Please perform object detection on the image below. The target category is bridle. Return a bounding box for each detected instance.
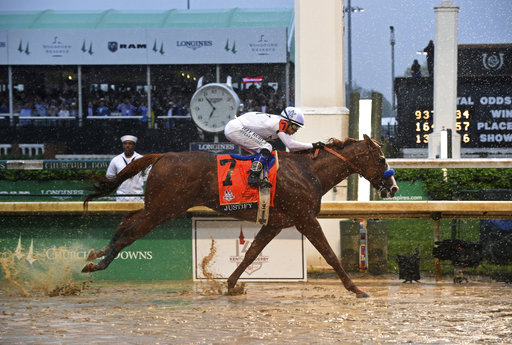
[313,146,394,193]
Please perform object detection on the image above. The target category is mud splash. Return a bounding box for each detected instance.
[0,246,91,297]
[199,237,246,296]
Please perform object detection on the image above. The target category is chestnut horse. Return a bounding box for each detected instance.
[82,135,398,298]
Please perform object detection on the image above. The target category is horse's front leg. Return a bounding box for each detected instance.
[227,226,282,294]
[296,218,369,298]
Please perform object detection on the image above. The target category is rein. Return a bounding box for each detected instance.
[313,146,395,192]
[313,146,360,173]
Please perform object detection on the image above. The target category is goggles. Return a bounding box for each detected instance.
[289,122,300,132]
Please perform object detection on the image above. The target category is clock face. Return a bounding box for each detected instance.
[190,83,240,133]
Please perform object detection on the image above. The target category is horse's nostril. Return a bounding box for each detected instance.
[392,186,399,193]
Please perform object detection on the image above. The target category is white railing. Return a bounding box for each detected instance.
[0,143,44,156]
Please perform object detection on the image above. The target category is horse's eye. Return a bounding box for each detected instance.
[378,157,386,165]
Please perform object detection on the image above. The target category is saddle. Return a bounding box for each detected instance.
[217,152,278,225]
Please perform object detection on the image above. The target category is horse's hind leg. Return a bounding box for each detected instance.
[82,207,173,273]
[296,218,369,298]
[85,210,138,262]
[227,225,282,294]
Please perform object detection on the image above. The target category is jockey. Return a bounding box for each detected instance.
[224,106,324,187]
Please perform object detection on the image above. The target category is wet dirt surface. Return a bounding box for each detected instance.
[1,275,511,345]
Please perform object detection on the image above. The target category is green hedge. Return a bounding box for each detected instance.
[395,168,512,200]
[2,168,511,201]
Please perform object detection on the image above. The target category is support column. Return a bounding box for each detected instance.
[78,65,83,127]
[8,66,13,126]
[147,65,152,128]
[294,0,348,200]
[428,0,460,158]
[294,0,350,270]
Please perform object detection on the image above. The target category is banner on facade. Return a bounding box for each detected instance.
[4,27,287,65]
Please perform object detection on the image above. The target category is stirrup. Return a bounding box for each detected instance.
[248,171,261,186]
[259,176,272,189]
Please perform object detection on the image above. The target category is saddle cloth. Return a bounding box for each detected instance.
[217,152,278,212]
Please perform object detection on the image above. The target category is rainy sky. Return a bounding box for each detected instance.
[1,0,511,106]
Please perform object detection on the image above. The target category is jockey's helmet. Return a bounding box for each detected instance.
[281,107,305,129]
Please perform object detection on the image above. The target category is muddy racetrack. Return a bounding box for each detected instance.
[1,274,511,345]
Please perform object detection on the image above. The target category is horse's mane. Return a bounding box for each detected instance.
[325,137,359,149]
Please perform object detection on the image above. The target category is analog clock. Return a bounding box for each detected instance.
[190,82,241,133]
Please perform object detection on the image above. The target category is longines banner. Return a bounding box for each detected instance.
[192,218,306,282]
[1,27,287,65]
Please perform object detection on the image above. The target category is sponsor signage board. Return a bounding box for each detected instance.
[4,27,287,65]
[0,180,87,201]
[189,142,240,155]
[0,216,192,281]
[192,218,306,282]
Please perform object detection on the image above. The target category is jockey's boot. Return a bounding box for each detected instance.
[248,149,272,188]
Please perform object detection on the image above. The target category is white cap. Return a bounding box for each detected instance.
[120,135,138,143]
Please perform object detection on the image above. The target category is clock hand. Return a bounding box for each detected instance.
[209,108,215,119]
[205,97,216,110]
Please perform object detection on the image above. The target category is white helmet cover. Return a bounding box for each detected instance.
[280,107,305,127]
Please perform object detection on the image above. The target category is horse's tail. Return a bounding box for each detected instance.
[83,153,166,210]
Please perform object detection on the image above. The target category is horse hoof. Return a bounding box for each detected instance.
[81,263,96,273]
[225,283,246,296]
[356,292,370,298]
[86,249,99,261]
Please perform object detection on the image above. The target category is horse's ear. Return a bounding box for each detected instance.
[363,134,383,148]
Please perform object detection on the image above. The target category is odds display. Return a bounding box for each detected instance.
[395,77,512,149]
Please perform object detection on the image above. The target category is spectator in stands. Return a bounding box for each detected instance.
[96,100,110,116]
[137,101,148,126]
[0,99,8,113]
[47,100,58,117]
[117,98,136,116]
[106,135,148,201]
[166,101,175,129]
[87,101,94,117]
[58,103,70,117]
[19,102,32,126]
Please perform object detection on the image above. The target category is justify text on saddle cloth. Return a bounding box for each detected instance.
[217,153,278,212]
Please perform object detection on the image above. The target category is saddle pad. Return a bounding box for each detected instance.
[217,153,278,211]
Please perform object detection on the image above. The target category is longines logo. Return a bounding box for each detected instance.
[176,40,213,50]
[108,41,147,53]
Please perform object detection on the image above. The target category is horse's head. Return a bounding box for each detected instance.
[360,134,399,198]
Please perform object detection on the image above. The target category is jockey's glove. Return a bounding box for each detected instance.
[312,142,325,149]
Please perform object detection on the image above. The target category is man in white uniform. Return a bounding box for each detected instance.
[224,107,324,187]
[106,135,147,201]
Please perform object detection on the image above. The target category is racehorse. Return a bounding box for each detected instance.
[82,134,398,298]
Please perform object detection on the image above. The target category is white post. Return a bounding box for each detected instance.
[294,0,349,200]
[428,0,460,158]
[358,99,372,201]
[8,65,13,126]
[78,65,83,127]
[147,65,152,128]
